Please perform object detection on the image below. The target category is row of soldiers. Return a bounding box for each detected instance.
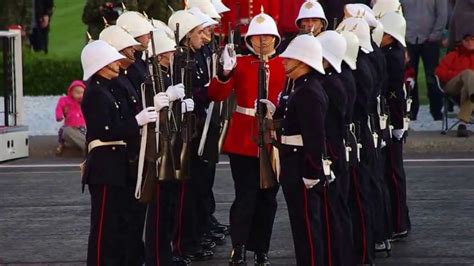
[79,0,411,265]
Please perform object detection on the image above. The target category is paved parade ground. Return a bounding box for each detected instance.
[1,152,473,265]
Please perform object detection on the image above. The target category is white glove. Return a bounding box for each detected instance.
[222,44,237,71]
[153,92,170,112]
[135,106,158,126]
[254,99,276,117]
[166,83,185,101]
[181,98,195,113]
[393,129,405,140]
[303,178,320,189]
[328,171,336,183]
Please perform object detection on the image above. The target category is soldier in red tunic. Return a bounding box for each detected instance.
[218,0,280,53]
[208,10,286,266]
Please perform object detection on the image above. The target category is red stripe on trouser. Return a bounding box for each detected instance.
[97,185,108,266]
[303,184,316,266]
[156,185,161,266]
[175,182,186,255]
[323,186,332,266]
[390,147,401,232]
[352,168,366,264]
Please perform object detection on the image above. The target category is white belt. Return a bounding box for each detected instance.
[235,105,255,117]
[88,139,126,152]
[281,135,304,146]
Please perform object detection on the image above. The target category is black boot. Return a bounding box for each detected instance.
[254,252,270,266]
[229,244,246,265]
[203,231,226,245]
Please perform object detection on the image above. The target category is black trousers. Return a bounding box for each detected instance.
[279,150,325,266]
[385,138,411,234]
[228,154,279,253]
[370,141,393,243]
[324,141,356,266]
[348,165,374,265]
[407,41,443,119]
[173,134,217,254]
[87,184,128,266]
[124,186,147,266]
[145,182,180,266]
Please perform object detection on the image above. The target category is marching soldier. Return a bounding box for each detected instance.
[338,17,377,265]
[272,34,328,266]
[379,10,411,242]
[80,40,165,265]
[208,10,286,265]
[188,5,231,243]
[316,30,357,266]
[167,9,216,261]
[98,24,148,265]
[191,0,234,238]
[345,3,395,256]
[143,26,193,266]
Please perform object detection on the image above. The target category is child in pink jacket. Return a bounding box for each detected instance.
[55,80,87,154]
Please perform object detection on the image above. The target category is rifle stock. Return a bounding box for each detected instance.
[150,30,177,182]
[257,36,277,189]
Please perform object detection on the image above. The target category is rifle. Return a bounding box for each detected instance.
[218,23,237,154]
[173,23,196,180]
[135,49,160,203]
[256,35,277,189]
[150,30,177,182]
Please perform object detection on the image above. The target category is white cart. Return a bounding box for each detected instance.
[0,29,29,162]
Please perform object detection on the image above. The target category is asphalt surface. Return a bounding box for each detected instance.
[0,153,473,265]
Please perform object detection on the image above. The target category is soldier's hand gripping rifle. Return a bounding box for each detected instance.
[256,35,277,189]
[150,30,177,182]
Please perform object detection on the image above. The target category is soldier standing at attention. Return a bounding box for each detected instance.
[208,10,286,266]
[272,34,328,266]
[80,40,166,265]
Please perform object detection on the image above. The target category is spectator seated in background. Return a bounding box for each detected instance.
[435,34,474,137]
[55,80,87,154]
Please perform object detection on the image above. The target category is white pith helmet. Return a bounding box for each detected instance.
[345,4,378,28]
[116,11,155,38]
[339,30,359,70]
[316,30,347,73]
[295,1,328,30]
[338,17,373,53]
[211,0,230,14]
[188,0,221,19]
[280,34,325,75]
[373,0,403,19]
[81,40,125,80]
[188,7,218,28]
[99,25,140,52]
[379,11,406,47]
[168,10,204,42]
[244,11,281,53]
[151,19,175,39]
[148,29,177,56]
[372,22,384,47]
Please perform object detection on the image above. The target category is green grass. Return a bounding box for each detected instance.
[47,0,85,59]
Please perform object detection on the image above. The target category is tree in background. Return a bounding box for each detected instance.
[0,0,32,34]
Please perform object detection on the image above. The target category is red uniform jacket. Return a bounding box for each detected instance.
[219,0,280,36]
[277,0,305,35]
[208,55,286,157]
[436,45,474,84]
